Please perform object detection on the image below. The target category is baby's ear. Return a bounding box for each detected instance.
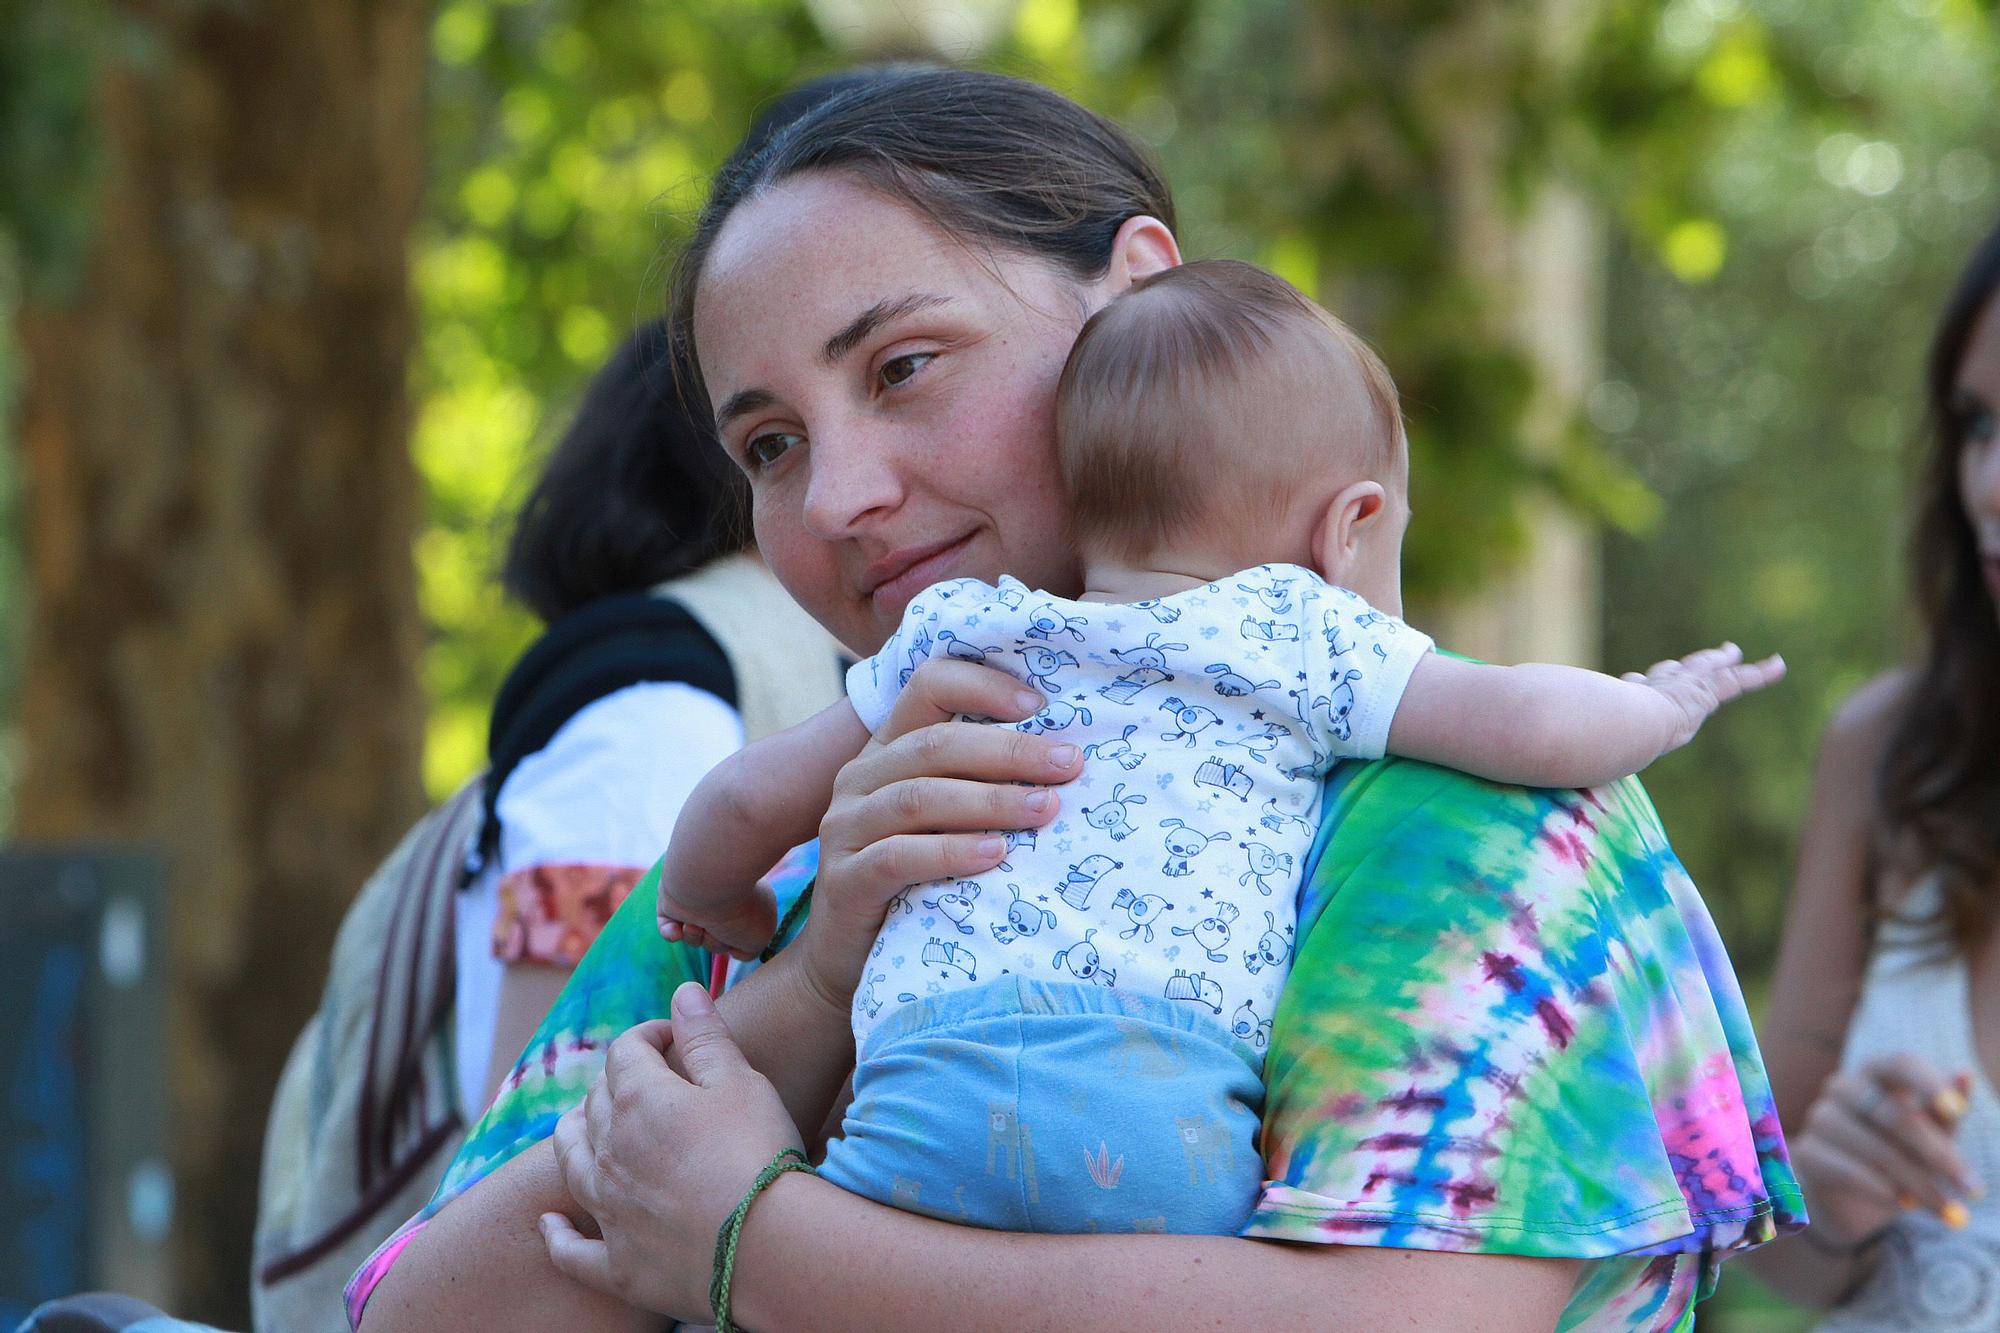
[1308,481,1386,585]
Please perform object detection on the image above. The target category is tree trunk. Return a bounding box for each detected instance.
[13,2,427,1321]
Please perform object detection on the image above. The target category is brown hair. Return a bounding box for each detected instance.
[1875,218,2000,948]
[669,67,1175,402]
[1055,259,1401,562]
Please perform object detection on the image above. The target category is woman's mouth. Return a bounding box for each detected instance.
[864,533,978,612]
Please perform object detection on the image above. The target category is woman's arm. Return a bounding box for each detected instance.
[1742,671,1978,1308]
[733,1176,1579,1332]
[1388,643,1782,789]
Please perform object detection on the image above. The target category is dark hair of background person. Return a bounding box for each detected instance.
[1876,213,2000,946]
[668,67,1178,399]
[501,64,935,622]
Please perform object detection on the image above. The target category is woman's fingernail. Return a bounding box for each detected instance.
[1016,691,1045,713]
[1942,1200,1972,1230]
[1025,789,1053,812]
[1049,744,1080,768]
[673,981,714,1016]
[1935,1086,1972,1123]
[977,836,1007,858]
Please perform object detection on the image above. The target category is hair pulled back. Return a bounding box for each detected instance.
[670,67,1177,398]
[1876,216,2000,947]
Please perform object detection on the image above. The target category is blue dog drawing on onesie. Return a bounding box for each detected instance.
[1158,697,1223,746]
[1081,784,1147,840]
[990,884,1058,945]
[1204,662,1282,698]
[1053,929,1116,986]
[1157,819,1226,877]
[923,882,980,935]
[1017,645,1079,694]
[1083,724,1144,770]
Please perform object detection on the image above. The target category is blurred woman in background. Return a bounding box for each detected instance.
[247,313,844,1331]
[1750,217,2000,1327]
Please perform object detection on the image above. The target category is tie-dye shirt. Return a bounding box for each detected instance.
[347,768,1801,1331]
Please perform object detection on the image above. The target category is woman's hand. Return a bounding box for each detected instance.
[799,659,1083,1007]
[542,983,804,1321]
[1791,1052,1980,1249]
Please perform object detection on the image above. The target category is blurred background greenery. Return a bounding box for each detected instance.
[2,0,1996,1325]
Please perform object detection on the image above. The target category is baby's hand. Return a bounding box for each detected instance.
[1622,642,1785,752]
[657,878,778,962]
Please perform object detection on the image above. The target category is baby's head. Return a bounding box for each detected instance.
[1057,259,1409,606]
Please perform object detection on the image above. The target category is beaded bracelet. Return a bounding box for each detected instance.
[711,1146,816,1332]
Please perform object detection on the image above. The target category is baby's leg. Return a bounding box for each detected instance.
[818,976,1265,1235]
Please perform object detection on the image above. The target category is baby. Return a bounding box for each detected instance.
[656,259,1783,1234]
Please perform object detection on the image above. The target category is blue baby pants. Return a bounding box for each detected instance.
[818,975,1265,1234]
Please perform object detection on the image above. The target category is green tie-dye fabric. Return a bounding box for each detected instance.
[349,770,1799,1331]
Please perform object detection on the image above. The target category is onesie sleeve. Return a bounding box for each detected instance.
[843,577,1006,732]
[1298,583,1433,760]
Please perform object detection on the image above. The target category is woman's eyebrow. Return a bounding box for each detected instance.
[819,293,954,365]
[715,387,777,432]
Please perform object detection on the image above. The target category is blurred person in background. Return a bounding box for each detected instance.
[1747,216,2000,1328]
[247,310,843,1327]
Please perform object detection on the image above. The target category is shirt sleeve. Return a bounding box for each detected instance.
[845,578,1001,732]
[1298,583,1433,760]
[1246,758,1803,1287]
[490,680,745,967]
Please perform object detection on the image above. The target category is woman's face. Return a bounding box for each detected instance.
[694,174,1106,654]
[1954,290,2000,611]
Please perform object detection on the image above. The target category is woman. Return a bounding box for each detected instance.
[1745,220,2000,1326]
[355,68,1800,1332]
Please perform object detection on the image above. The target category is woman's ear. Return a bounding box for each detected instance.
[1105,215,1182,292]
[1309,480,1386,586]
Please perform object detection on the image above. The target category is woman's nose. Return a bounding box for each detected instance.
[800,419,906,539]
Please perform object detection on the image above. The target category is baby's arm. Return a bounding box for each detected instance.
[657,699,872,958]
[1387,643,1784,790]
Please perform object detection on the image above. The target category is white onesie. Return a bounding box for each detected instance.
[844,562,1433,1058]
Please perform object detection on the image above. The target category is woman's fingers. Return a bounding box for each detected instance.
[875,659,1047,741]
[832,831,1017,895]
[661,982,754,1090]
[552,1104,598,1212]
[845,719,1084,793]
[837,772,1066,848]
[1813,1091,1955,1213]
[1857,1055,1981,1192]
[540,1212,615,1293]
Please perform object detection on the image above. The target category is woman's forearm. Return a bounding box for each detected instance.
[709,943,856,1132]
[731,1175,1579,1332]
[360,1141,661,1333]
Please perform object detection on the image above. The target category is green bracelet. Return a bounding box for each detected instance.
[711,1146,815,1332]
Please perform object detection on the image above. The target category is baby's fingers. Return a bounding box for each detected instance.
[1695,651,1786,705]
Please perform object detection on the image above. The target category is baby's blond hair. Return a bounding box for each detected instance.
[1057,259,1403,563]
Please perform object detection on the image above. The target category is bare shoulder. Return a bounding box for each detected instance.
[1819,668,1912,775]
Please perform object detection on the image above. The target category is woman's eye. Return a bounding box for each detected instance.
[744,432,801,470]
[1968,408,1996,446]
[879,352,935,388]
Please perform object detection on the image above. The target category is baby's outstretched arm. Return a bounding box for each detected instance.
[657,699,872,959]
[1387,642,1784,790]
